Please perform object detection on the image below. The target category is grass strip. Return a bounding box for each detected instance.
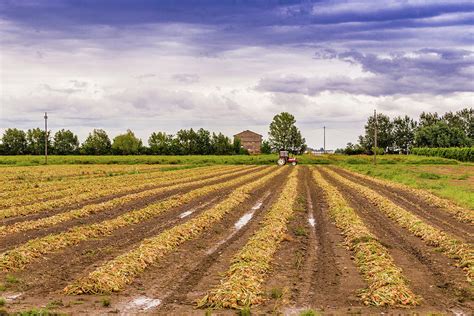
[0,166,258,236]
[199,168,299,309]
[313,168,419,307]
[0,165,239,218]
[0,166,274,272]
[64,167,287,294]
[338,167,473,224]
[323,167,474,285]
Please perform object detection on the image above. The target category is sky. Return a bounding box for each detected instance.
[0,0,473,149]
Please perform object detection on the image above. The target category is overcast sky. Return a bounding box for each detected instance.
[1,0,473,149]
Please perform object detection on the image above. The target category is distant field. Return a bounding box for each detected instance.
[0,154,461,166]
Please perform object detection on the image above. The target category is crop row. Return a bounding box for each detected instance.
[0,165,169,202]
[0,165,166,200]
[0,164,165,193]
[323,168,474,284]
[0,167,275,271]
[200,168,299,309]
[0,165,229,208]
[64,167,286,294]
[0,164,163,182]
[0,166,261,236]
[339,167,473,224]
[0,165,242,218]
[313,168,418,306]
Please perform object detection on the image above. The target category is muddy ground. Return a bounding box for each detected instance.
[1,166,472,315]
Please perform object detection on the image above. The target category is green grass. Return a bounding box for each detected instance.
[343,164,474,209]
[0,154,459,166]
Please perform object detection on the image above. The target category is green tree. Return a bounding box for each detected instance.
[268,112,306,154]
[148,132,174,155]
[392,115,417,153]
[415,121,471,147]
[443,108,473,140]
[176,129,199,155]
[112,130,142,155]
[196,128,212,155]
[211,132,233,155]
[359,113,393,153]
[342,142,364,155]
[81,129,112,155]
[53,129,79,155]
[260,140,272,154]
[1,128,27,155]
[419,111,441,128]
[26,128,51,155]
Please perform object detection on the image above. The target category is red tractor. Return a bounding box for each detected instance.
[277,150,297,166]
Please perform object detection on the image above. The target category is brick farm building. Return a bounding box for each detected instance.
[234,130,263,154]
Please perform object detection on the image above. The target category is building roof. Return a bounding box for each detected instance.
[233,130,262,138]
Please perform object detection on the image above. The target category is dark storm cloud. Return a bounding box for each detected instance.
[1,1,473,50]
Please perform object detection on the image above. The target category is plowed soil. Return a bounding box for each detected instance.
[1,165,472,315]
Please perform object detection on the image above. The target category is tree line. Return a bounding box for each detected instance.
[0,112,307,156]
[0,128,248,155]
[338,108,473,154]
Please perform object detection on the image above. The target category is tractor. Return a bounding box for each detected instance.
[277,150,297,166]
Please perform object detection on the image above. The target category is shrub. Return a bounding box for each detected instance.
[411,147,473,162]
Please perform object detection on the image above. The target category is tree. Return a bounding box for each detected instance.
[53,129,79,155]
[211,132,233,155]
[26,128,51,155]
[260,140,272,154]
[1,128,27,155]
[81,129,112,155]
[148,132,174,155]
[196,128,212,155]
[359,113,393,153]
[112,130,142,155]
[232,137,249,155]
[419,111,441,128]
[342,142,364,155]
[415,121,471,147]
[268,112,306,154]
[443,108,473,140]
[392,115,417,153]
[176,129,199,155]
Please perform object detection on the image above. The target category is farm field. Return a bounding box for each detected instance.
[0,153,460,166]
[0,163,473,315]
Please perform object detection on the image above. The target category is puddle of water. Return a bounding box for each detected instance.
[127,296,161,311]
[234,211,255,230]
[5,293,22,301]
[206,198,266,254]
[251,202,263,210]
[179,209,194,218]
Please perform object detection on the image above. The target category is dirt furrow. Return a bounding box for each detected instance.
[2,170,273,304]
[252,167,364,315]
[117,168,291,315]
[0,168,262,251]
[331,167,473,240]
[319,168,473,313]
[303,167,364,311]
[0,166,253,227]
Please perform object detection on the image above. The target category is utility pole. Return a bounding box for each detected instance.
[44,112,48,165]
[373,109,377,165]
[323,126,326,154]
